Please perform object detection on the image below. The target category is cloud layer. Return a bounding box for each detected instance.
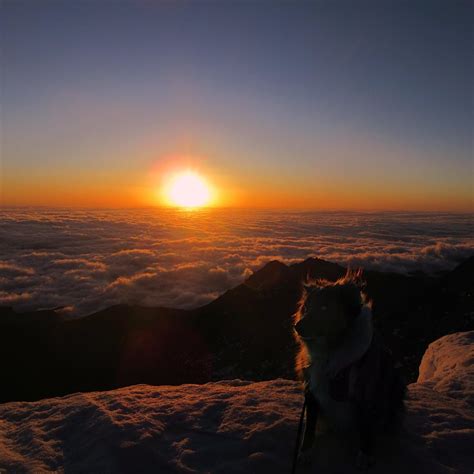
[1,208,472,316]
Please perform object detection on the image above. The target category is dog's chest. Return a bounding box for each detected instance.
[307,359,330,404]
[307,360,355,432]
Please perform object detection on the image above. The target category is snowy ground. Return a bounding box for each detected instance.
[0,332,473,474]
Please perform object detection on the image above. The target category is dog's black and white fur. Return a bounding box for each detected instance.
[293,271,405,470]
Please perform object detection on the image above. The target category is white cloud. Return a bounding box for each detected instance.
[0,208,472,315]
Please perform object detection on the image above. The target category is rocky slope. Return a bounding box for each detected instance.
[0,256,473,403]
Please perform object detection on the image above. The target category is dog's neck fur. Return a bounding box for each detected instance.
[304,305,373,383]
[303,305,374,432]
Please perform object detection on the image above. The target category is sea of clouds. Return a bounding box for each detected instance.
[0,208,473,316]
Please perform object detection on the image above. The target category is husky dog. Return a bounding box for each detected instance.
[293,271,405,470]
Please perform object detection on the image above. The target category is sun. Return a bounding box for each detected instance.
[164,171,212,208]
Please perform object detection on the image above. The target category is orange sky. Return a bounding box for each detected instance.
[2,3,472,212]
[2,160,472,212]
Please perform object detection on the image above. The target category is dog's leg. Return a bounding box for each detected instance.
[355,403,375,470]
[298,389,319,465]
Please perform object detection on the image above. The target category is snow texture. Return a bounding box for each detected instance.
[1,332,473,474]
[418,331,474,407]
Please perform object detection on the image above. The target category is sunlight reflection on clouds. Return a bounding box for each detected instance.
[0,208,472,316]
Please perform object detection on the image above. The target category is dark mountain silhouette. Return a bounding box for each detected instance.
[443,255,474,292]
[1,256,473,403]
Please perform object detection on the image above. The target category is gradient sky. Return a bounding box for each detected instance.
[1,0,472,210]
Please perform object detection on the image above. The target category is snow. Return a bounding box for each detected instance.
[1,333,473,474]
[418,331,474,406]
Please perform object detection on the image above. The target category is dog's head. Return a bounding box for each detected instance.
[294,270,366,345]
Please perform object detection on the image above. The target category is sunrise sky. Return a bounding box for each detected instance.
[1,0,472,210]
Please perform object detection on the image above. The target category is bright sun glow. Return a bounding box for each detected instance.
[165,171,212,208]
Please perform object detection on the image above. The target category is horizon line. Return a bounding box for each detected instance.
[1,204,473,215]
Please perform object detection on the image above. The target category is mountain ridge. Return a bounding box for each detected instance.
[1,256,473,403]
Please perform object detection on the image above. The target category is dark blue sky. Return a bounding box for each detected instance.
[2,0,473,209]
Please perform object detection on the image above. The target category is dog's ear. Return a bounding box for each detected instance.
[345,268,368,292]
[342,267,369,302]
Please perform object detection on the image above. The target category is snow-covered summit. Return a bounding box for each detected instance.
[1,332,473,474]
